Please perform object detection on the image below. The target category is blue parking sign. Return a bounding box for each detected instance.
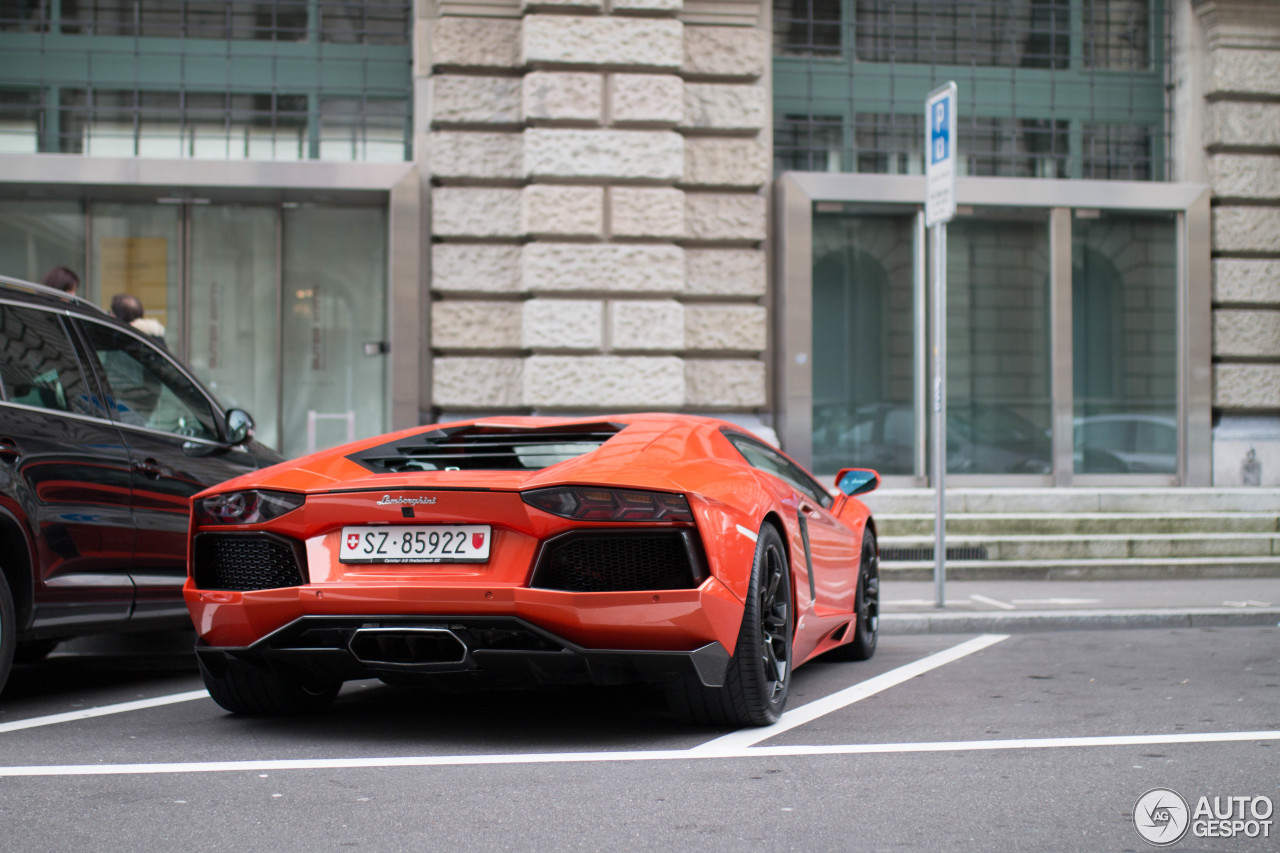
[925,81,957,227]
[931,99,949,165]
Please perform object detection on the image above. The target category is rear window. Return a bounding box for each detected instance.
[347,422,623,473]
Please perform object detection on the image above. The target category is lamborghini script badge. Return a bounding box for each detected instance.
[377,495,438,506]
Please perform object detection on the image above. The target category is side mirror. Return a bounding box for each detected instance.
[225,408,255,446]
[835,468,880,497]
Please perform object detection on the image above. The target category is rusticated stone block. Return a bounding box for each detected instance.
[432,188,523,238]
[610,187,685,239]
[1215,363,1280,409]
[1214,259,1280,304]
[523,185,605,238]
[685,248,766,296]
[685,304,767,352]
[522,299,604,350]
[1208,47,1280,97]
[431,301,522,350]
[1206,102,1280,149]
[612,0,681,12]
[523,0,602,10]
[523,355,685,407]
[1214,309,1280,358]
[433,357,523,408]
[683,27,766,78]
[523,16,683,68]
[432,245,523,294]
[685,359,766,408]
[1213,206,1280,254]
[683,137,769,187]
[682,83,767,131]
[1209,154,1280,199]
[523,243,684,293]
[523,72,603,124]
[429,131,522,180]
[610,75,683,125]
[684,193,766,242]
[432,18,522,69]
[524,129,683,181]
[610,300,684,350]
[431,76,523,125]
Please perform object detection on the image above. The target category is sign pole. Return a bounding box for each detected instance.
[925,81,957,609]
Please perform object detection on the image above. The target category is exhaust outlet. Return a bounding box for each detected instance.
[349,627,467,667]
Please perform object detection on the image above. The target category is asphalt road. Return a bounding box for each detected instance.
[1,623,1277,852]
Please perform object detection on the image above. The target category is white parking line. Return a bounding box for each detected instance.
[0,729,1275,777]
[0,690,210,734]
[969,594,1016,610]
[691,633,1009,753]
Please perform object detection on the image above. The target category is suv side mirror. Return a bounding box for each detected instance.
[835,468,880,497]
[225,408,255,445]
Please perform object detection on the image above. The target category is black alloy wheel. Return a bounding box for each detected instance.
[666,524,793,726]
[827,527,879,662]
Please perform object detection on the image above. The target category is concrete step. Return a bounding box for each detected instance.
[879,532,1280,561]
[878,556,1280,581]
[861,487,1280,515]
[875,512,1280,537]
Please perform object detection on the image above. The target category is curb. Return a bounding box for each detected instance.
[881,607,1280,634]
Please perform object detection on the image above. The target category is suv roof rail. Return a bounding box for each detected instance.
[0,273,110,317]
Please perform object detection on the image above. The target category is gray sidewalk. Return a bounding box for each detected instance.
[880,577,1280,634]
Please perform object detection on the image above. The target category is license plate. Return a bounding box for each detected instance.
[339,525,492,564]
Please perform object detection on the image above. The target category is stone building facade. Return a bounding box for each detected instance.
[420,0,773,429]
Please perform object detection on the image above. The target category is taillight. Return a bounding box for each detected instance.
[195,490,304,525]
[521,487,693,522]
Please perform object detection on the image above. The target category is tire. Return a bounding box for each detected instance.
[835,528,879,661]
[667,524,793,727]
[199,656,339,716]
[0,573,14,697]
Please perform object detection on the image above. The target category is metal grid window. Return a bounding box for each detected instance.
[773,0,1170,181]
[0,0,412,160]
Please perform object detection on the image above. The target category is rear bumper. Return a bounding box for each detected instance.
[195,614,732,690]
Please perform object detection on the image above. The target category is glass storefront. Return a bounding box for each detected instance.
[1072,212,1178,474]
[812,212,916,474]
[946,213,1052,475]
[796,181,1196,484]
[0,198,389,460]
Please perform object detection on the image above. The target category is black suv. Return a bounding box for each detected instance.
[0,275,282,695]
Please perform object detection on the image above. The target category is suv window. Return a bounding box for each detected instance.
[724,431,832,509]
[0,304,100,418]
[79,321,220,441]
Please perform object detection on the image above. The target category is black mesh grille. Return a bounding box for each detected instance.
[193,534,305,591]
[534,533,698,593]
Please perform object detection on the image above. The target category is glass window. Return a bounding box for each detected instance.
[776,113,843,173]
[773,0,841,57]
[319,1,411,45]
[89,203,182,354]
[319,98,409,163]
[1073,211,1177,474]
[726,432,832,508]
[61,1,308,40]
[80,320,219,440]
[0,305,99,417]
[811,211,916,476]
[853,0,1070,69]
[187,205,281,451]
[1082,0,1150,70]
[0,89,41,153]
[946,213,1053,475]
[0,199,86,285]
[280,206,388,458]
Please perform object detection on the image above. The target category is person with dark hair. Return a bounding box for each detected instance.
[110,292,167,346]
[42,265,79,296]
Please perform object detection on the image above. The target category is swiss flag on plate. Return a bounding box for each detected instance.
[472,532,485,550]
[346,533,360,549]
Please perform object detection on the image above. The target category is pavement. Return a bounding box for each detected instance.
[881,576,1280,633]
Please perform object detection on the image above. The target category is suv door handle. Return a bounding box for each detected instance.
[133,457,163,479]
[0,437,19,463]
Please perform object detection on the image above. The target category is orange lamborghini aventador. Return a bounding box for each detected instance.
[185,414,881,726]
